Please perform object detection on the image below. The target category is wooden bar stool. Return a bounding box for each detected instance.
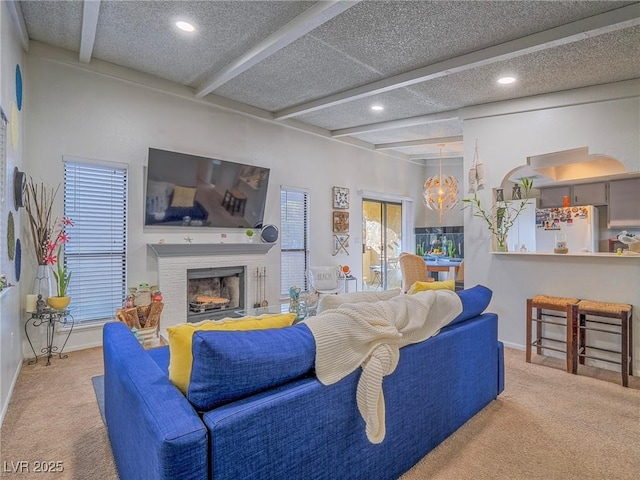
[526,295,579,372]
[570,300,633,387]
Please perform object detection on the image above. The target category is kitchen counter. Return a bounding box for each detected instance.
[493,251,640,258]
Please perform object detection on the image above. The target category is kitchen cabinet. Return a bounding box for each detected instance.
[539,186,570,208]
[608,178,640,228]
[573,182,607,206]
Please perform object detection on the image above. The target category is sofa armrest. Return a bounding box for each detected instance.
[103,322,208,480]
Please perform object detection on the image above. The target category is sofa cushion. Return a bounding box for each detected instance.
[447,284,493,327]
[317,288,402,314]
[407,279,455,293]
[188,323,315,411]
[167,314,296,393]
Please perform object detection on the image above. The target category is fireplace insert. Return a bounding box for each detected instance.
[187,266,245,322]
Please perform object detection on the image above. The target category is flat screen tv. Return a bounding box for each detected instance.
[144,148,270,229]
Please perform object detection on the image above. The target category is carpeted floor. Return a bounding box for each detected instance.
[1,346,639,479]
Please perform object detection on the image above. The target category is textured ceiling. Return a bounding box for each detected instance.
[18,0,640,159]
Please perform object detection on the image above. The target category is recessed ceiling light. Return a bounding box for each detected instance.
[371,105,384,111]
[497,76,516,85]
[176,21,195,32]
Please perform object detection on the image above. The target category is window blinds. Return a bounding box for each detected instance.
[280,187,309,296]
[64,160,128,323]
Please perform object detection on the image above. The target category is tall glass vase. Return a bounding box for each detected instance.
[33,264,53,300]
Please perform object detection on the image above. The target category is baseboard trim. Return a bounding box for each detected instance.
[0,359,23,429]
[501,341,524,351]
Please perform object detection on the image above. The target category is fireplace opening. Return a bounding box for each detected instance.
[187,266,245,322]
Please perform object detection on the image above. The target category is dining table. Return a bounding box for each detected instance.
[423,257,463,281]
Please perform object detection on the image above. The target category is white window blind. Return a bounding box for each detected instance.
[64,160,128,323]
[280,187,309,296]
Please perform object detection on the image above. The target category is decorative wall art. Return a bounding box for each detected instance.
[14,238,21,281]
[333,186,349,209]
[13,167,25,210]
[333,234,350,256]
[468,139,485,193]
[0,109,5,209]
[333,211,349,233]
[7,212,15,260]
[16,64,23,111]
[10,101,19,150]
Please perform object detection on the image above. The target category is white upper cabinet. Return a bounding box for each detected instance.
[539,186,571,208]
[573,182,607,206]
[608,178,640,228]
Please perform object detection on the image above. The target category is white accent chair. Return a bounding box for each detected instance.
[306,266,346,296]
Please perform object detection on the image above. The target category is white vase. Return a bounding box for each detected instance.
[33,264,52,300]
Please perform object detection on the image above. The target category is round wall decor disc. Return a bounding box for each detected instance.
[13,168,26,210]
[15,238,22,282]
[7,212,15,260]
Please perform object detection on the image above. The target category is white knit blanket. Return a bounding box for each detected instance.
[302,290,463,444]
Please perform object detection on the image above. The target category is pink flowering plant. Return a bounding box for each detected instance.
[47,218,74,297]
[24,178,73,296]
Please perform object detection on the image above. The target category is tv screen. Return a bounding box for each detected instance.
[145,148,270,229]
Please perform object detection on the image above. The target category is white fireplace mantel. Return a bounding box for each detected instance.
[147,242,275,258]
[148,242,274,330]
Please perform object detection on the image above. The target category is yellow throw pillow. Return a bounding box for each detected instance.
[170,185,197,208]
[167,313,296,393]
[408,279,455,294]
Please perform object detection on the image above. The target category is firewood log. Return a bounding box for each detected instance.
[146,302,164,328]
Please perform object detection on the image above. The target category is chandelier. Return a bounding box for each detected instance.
[423,144,460,221]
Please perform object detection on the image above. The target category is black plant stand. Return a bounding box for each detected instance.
[25,309,74,366]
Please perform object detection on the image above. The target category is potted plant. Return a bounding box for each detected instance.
[245,229,255,242]
[46,217,74,310]
[49,244,72,309]
[463,178,533,252]
[24,177,74,308]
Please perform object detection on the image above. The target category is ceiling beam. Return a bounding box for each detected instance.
[274,4,640,120]
[375,135,463,150]
[79,0,101,63]
[195,0,361,98]
[331,110,458,137]
[411,154,463,162]
[6,1,29,51]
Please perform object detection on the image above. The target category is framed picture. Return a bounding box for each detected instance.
[333,211,349,233]
[333,234,350,256]
[333,186,349,209]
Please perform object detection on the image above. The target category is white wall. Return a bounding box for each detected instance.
[0,1,25,426]
[461,89,640,373]
[21,53,426,354]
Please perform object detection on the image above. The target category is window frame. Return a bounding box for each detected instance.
[63,156,128,325]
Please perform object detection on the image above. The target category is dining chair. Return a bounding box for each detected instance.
[398,252,434,293]
[455,260,465,291]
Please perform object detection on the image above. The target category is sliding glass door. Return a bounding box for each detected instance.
[362,199,402,291]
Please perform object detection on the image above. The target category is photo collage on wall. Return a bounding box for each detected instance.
[332,186,349,256]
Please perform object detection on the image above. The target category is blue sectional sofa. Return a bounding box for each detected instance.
[103,286,504,480]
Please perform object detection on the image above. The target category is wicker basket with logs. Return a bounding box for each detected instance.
[116,302,164,344]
